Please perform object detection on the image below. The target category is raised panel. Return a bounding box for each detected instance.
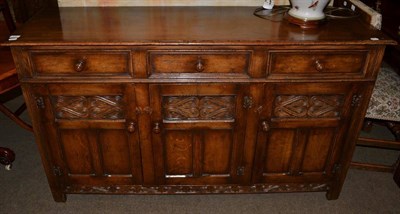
[202,130,233,175]
[55,124,141,186]
[258,127,338,181]
[160,128,236,182]
[60,129,92,175]
[263,129,296,174]
[165,131,194,176]
[59,129,136,176]
[99,130,132,175]
[302,128,335,173]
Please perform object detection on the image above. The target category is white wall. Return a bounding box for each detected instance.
[57,0,292,7]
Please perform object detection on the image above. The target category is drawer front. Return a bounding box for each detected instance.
[148,51,251,78]
[30,50,131,77]
[268,50,368,78]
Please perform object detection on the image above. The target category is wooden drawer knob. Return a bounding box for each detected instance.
[74,58,87,72]
[314,59,323,72]
[261,121,270,132]
[195,57,205,72]
[153,122,161,134]
[126,121,136,133]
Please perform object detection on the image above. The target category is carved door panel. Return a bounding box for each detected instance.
[149,84,249,185]
[253,83,359,184]
[31,83,142,188]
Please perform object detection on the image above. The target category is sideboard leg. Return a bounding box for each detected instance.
[51,191,67,202]
[326,177,344,200]
[325,188,340,200]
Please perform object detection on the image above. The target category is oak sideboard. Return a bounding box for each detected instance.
[4,6,395,202]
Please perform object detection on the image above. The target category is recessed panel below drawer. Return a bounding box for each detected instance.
[30,50,131,77]
[162,96,236,121]
[268,50,368,78]
[148,51,251,78]
[52,95,125,120]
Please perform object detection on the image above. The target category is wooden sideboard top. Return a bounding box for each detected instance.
[3,6,396,46]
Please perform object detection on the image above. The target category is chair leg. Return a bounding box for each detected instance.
[0,147,15,170]
[394,156,400,187]
[386,122,400,141]
[352,120,400,173]
[0,103,33,132]
[362,119,374,132]
[14,103,27,116]
[350,161,394,172]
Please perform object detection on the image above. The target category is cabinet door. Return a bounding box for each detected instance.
[253,83,359,184]
[31,84,142,187]
[149,84,248,185]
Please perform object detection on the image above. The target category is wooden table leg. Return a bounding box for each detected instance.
[0,147,15,170]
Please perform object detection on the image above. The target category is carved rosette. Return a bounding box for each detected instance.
[163,96,235,121]
[274,95,343,118]
[52,95,124,119]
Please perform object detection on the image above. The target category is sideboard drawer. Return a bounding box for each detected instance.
[268,50,368,78]
[148,50,251,78]
[30,50,131,77]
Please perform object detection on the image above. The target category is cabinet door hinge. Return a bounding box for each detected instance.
[53,166,63,176]
[237,166,245,176]
[351,94,362,107]
[332,163,341,174]
[36,97,45,109]
[243,96,253,109]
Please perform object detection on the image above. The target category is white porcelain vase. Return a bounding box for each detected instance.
[288,0,331,21]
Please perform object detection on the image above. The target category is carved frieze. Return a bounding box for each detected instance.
[274,95,343,118]
[163,96,235,120]
[52,95,124,119]
[66,183,328,194]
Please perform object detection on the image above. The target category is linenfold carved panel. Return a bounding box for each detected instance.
[52,95,124,119]
[163,96,235,121]
[274,95,344,118]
